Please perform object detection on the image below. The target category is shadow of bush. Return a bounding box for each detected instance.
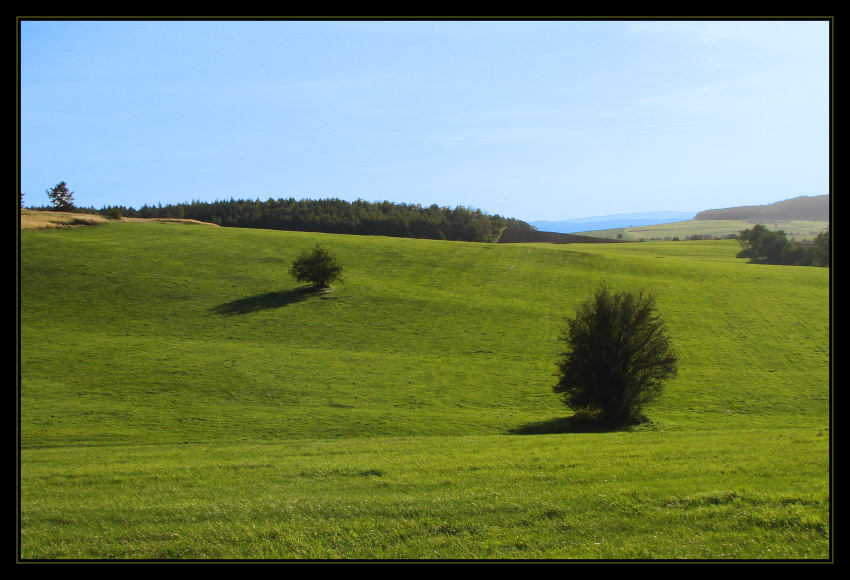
[510,411,647,435]
[212,287,319,315]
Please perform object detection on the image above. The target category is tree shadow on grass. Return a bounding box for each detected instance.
[212,287,322,315]
[510,412,633,435]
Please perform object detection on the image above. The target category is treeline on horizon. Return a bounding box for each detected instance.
[693,195,829,222]
[33,197,537,243]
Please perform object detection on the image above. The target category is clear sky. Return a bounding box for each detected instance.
[18,18,830,223]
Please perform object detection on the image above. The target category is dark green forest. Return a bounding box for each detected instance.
[737,224,830,267]
[32,197,536,243]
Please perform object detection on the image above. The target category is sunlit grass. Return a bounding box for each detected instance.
[19,222,830,559]
[21,429,829,559]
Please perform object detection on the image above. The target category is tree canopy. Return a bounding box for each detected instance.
[737,224,829,267]
[289,245,344,289]
[553,283,678,427]
[46,181,75,211]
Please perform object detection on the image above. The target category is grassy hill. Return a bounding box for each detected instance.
[19,218,831,559]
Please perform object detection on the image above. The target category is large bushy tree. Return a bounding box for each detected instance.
[553,283,678,427]
[289,245,344,289]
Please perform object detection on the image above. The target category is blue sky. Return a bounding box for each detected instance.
[19,18,830,222]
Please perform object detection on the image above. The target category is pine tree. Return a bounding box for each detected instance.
[46,181,76,211]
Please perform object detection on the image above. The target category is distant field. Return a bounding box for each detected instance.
[19,219,830,560]
[20,209,217,230]
[574,219,829,241]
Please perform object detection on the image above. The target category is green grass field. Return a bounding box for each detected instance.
[575,219,829,241]
[19,220,831,560]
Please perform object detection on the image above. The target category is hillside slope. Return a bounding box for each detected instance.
[20,221,829,445]
[19,222,831,560]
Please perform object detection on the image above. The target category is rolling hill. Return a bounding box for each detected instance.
[18,218,830,559]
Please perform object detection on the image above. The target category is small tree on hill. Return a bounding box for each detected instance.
[46,181,76,211]
[289,244,344,289]
[553,282,678,427]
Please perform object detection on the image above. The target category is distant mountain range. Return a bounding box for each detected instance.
[530,211,698,234]
[531,196,829,234]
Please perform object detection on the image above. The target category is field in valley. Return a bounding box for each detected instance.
[18,218,831,560]
[573,219,829,242]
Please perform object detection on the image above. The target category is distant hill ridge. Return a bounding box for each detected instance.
[693,195,829,222]
[529,211,698,234]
